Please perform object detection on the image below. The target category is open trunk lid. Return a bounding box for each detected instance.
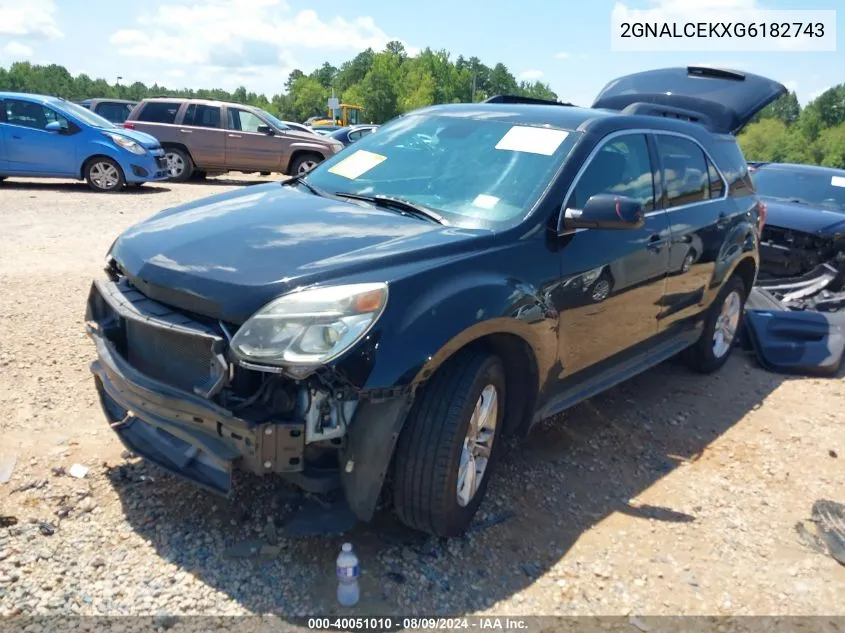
[592,66,787,135]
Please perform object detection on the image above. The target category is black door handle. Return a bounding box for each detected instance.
[716,212,730,228]
[646,233,665,252]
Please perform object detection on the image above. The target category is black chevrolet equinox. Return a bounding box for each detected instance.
[86,67,785,537]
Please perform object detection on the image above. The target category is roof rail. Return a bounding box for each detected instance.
[620,102,715,130]
[483,95,574,107]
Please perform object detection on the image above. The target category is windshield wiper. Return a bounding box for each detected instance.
[282,175,326,197]
[334,192,448,225]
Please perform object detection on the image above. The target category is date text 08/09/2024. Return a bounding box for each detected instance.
[307,617,529,630]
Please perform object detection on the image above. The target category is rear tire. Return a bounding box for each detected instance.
[684,275,747,374]
[85,157,125,193]
[289,152,323,176]
[164,147,194,182]
[393,348,506,537]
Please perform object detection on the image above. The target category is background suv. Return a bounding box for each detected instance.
[76,98,138,124]
[123,98,344,181]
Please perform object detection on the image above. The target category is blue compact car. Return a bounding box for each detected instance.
[0,92,169,192]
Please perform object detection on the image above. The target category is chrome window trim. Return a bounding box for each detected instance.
[557,128,730,233]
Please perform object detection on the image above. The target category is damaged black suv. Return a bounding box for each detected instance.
[86,67,784,537]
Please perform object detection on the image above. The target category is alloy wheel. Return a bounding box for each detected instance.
[712,290,741,358]
[456,384,498,507]
[165,152,185,178]
[297,160,318,175]
[89,161,120,190]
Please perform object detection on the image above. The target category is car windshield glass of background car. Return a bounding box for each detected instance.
[303,113,579,225]
[60,100,118,129]
[753,167,845,213]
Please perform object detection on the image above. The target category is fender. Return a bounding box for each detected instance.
[288,140,331,155]
[360,271,558,393]
[78,139,126,178]
[705,218,759,304]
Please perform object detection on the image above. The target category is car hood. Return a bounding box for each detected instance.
[109,182,491,323]
[763,199,845,236]
[110,127,161,149]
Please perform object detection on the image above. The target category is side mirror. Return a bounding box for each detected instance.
[561,194,644,232]
[256,125,275,135]
[45,121,63,133]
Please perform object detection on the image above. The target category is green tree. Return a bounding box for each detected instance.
[756,91,800,125]
[288,76,328,122]
[358,51,401,122]
[812,84,845,128]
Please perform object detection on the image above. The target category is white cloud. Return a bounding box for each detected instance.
[519,69,544,80]
[2,41,33,58]
[805,85,831,105]
[0,0,62,39]
[554,52,571,60]
[109,0,415,84]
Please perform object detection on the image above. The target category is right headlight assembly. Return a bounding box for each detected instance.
[230,282,388,369]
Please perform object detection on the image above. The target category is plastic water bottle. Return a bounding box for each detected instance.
[336,542,360,607]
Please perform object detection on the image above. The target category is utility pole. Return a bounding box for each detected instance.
[116,76,123,98]
[471,72,476,103]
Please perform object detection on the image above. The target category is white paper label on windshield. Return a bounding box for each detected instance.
[328,150,386,179]
[472,194,499,209]
[495,126,569,156]
[831,176,845,188]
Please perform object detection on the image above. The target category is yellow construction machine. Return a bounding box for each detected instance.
[309,104,364,127]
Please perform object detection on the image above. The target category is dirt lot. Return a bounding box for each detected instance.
[0,176,843,620]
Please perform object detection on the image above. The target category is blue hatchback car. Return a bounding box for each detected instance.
[0,92,169,192]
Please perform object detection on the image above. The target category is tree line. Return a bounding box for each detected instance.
[0,41,557,124]
[2,45,843,168]
[738,86,845,168]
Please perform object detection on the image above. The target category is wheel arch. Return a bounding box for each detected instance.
[160,142,195,161]
[410,327,541,438]
[286,149,325,175]
[80,154,124,180]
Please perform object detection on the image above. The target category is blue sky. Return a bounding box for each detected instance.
[0,0,841,107]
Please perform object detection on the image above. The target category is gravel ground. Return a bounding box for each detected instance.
[0,176,844,623]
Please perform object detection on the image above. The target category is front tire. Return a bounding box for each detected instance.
[85,158,125,193]
[289,152,323,176]
[393,349,506,537]
[164,148,194,182]
[684,275,747,373]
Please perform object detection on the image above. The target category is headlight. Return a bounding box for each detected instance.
[230,282,388,368]
[105,133,145,155]
[330,141,344,153]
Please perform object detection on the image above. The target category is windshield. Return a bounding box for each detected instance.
[752,166,845,214]
[303,112,578,226]
[58,100,117,129]
[257,109,289,131]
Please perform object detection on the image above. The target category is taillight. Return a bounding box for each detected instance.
[122,122,136,129]
[757,199,767,231]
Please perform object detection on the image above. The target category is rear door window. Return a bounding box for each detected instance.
[655,135,709,208]
[569,133,655,212]
[95,102,133,124]
[136,102,180,124]
[183,104,222,129]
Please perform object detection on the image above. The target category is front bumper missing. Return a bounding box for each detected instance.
[85,278,307,496]
[86,278,412,522]
[90,330,306,496]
